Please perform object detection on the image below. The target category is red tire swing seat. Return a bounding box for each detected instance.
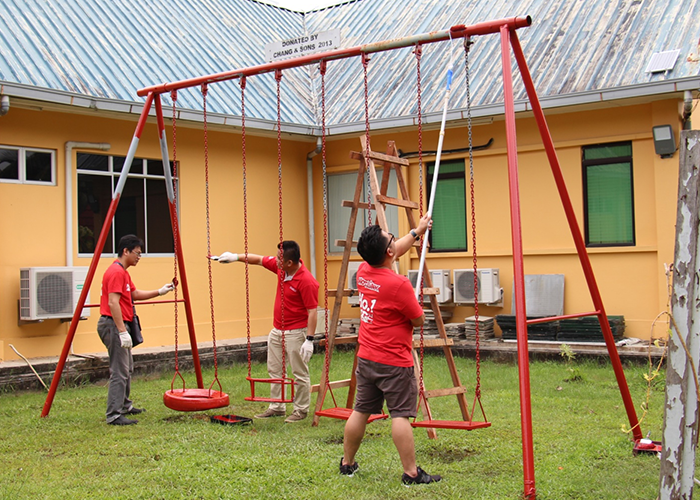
[163,87,229,413]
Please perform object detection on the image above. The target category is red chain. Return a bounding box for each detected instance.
[241,77,252,377]
[414,44,426,396]
[320,61,332,391]
[170,90,180,376]
[201,84,220,381]
[465,37,481,399]
[362,53,372,226]
[275,69,286,371]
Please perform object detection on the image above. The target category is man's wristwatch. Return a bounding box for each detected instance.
[306,335,315,341]
[410,229,420,240]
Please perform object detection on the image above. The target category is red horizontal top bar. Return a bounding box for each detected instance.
[137,16,531,97]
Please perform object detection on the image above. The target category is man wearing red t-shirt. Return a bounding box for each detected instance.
[214,240,319,423]
[97,235,174,426]
[339,215,442,485]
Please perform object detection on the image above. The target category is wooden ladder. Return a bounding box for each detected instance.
[312,137,473,438]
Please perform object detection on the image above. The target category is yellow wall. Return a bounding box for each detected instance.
[312,99,682,340]
[0,95,686,361]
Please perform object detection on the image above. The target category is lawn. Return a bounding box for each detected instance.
[0,351,665,499]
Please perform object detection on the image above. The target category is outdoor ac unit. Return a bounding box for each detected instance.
[453,268,503,305]
[407,269,452,304]
[19,267,90,320]
[347,261,361,306]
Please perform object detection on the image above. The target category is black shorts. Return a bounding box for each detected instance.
[354,357,418,418]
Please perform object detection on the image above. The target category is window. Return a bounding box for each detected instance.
[77,153,176,255]
[582,142,635,247]
[0,146,55,184]
[427,159,467,252]
[327,168,399,253]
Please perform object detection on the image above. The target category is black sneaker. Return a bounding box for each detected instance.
[402,466,441,485]
[108,415,138,426]
[339,458,359,476]
[125,407,145,415]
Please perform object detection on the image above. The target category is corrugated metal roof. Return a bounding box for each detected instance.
[0,0,698,134]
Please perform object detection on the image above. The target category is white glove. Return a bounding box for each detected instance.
[159,282,174,296]
[118,331,133,349]
[300,339,314,364]
[214,252,238,263]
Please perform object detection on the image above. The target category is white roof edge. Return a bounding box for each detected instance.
[2,77,699,138]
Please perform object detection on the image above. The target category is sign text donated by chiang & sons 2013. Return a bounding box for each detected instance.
[265,29,341,63]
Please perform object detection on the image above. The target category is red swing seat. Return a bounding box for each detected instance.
[315,406,389,422]
[163,388,230,412]
[244,376,295,403]
[411,419,491,430]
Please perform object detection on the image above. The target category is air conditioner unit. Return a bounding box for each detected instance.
[19,267,90,320]
[347,261,362,306]
[407,269,452,304]
[453,268,502,305]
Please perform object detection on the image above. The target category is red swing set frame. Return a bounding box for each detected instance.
[40,15,643,499]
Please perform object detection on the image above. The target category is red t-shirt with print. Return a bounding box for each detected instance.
[99,260,136,321]
[262,257,319,330]
[356,262,424,367]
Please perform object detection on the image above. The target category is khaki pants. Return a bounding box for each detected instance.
[266,327,310,414]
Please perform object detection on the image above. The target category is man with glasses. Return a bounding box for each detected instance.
[97,234,174,426]
[339,214,442,485]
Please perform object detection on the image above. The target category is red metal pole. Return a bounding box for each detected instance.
[42,93,156,417]
[509,31,643,442]
[500,25,537,499]
[155,96,204,389]
[136,17,531,97]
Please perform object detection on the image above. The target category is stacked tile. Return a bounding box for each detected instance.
[413,309,452,339]
[557,315,625,342]
[496,315,559,341]
[444,322,466,338]
[336,318,360,337]
[464,315,495,341]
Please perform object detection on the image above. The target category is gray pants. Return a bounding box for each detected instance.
[97,316,134,423]
[266,327,310,415]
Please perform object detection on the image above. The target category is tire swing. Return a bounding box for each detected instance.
[412,37,490,431]
[240,72,295,404]
[163,87,230,412]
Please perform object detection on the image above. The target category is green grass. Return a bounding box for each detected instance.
[0,352,665,499]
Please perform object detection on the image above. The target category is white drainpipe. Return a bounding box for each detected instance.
[65,142,111,266]
[306,137,322,278]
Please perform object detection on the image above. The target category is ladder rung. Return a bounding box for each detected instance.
[320,335,358,346]
[350,150,410,167]
[413,338,454,348]
[418,287,439,296]
[327,288,358,297]
[424,386,466,398]
[375,194,419,209]
[311,378,351,393]
[342,200,375,210]
[334,239,358,248]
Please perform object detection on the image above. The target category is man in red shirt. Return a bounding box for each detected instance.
[97,234,173,426]
[340,215,442,485]
[214,240,319,423]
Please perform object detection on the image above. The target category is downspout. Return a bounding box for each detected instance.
[0,95,9,116]
[65,142,111,266]
[682,90,694,130]
[306,137,322,278]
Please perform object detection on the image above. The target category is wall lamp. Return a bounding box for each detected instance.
[652,125,677,158]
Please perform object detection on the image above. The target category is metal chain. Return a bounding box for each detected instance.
[320,61,332,392]
[362,53,372,226]
[465,37,481,399]
[414,44,426,396]
[241,77,252,378]
[170,90,180,375]
[201,84,220,381]
[275,69,286,372]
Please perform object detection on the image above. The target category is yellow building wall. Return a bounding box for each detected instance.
[312,99,682,340]
[0,106,313,361]
[0,96,685,361]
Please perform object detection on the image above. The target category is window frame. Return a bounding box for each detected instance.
[76,153,178,257]
[0,145,56,185]
[426,159,468,253]
[582,141,636,248]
